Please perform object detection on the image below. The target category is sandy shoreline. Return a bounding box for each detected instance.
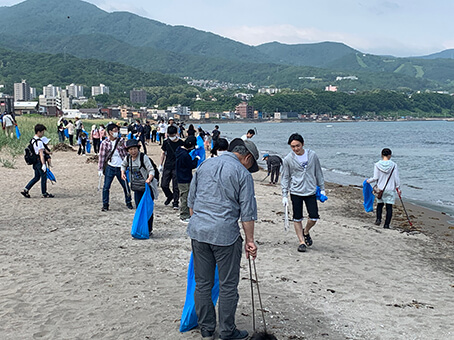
[0,142,453,340]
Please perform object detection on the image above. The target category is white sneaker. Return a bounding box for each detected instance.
[180,218,190,224]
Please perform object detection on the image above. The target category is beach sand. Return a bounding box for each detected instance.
[0,143,453,340]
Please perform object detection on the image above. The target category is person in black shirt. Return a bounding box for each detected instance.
[159,125,184,209]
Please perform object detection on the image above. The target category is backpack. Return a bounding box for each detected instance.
[24,138,40,165]
[127,153,160,183]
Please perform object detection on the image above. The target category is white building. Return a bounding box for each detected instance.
[29,87,37,100]
[56,89,72,110]
[66,83,84,98]
[14,80,31,101]
[39,95,57,107]
[92,84,109,97]
[43,84,61,98]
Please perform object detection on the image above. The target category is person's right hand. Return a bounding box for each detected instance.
[158,165,163,172]
[282,197,288,206]
[121,173,126,181]
[98,170,103,177]
[41,164,47,172]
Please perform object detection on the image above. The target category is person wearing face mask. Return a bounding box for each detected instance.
[160,125,184,209]
[98,123,133,212]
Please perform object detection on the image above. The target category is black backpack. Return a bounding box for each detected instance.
[127,153,160,183]
[24,138,40,165]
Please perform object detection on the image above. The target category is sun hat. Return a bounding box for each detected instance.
[125,139,141,149]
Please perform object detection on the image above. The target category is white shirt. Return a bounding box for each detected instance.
[108,139,123,167]
[295,151,308,168]
[3,114,14,127]
[32,136,44,154]
[158,123,168,134]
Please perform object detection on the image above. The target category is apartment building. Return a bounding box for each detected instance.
[92,84,109,97]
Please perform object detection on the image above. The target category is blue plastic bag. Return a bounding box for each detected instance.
[64,128,69,138]
[156,133,160,142]
[47,168,56,183]
[189,136,206,167]
[130,184,153,239]
[15,126,21,139]
[180,253,220,332]
[363,179,374,212]
[86,140,91,153]
[316,186,328,202]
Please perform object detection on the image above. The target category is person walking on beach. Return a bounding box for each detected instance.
[75,117,84,140]
[21,124,54,198]
[175,136,199,223]
[367,148,401,229]
[187,137,259,340]
[157,119,167,145]
[66,120,75,146]
[151,122,157,143]
[77,131,87,156]
[98,123,133,212]
[134,119,147,154]
[90,124,101,155]
[263,153,283,185]
[160,125,184,209]
[2,112,16,138]
[281,133,325,253]
[121,139,158,235]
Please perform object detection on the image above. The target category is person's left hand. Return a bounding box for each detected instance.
[245,241,257,260]
[321,190,326,196]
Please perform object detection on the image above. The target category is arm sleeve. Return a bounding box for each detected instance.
[187,170,198,209]
[143,155,155,177]
[281,158,290,197]
[368,165,379,184]
[239,174,257,222]
[314,154,325,191]
[394,165,400,189]
[120,157,128,172]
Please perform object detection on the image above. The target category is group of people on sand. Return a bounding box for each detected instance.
[20,119,401,340]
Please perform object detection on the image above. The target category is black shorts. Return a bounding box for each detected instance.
[290,194,319,221]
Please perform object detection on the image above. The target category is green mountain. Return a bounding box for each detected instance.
[0,0,453,91]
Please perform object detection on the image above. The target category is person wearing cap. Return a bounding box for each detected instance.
[98,123,133,212]
[262,153,283,185]
[187,137,259,340]
[121,139,159,235]
[240,128,255,141]
[175,136,199,223]
[2,111,16,138]
[281,133,325,253]
[157,119,167,146]
[160,125,184,209]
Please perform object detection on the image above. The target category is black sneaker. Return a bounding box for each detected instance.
[201,329,214,340]
[21,190,30,198]
[374,219,381,226]
[126,203,134,209]
[42,193,54,198]
[164,197,172,206]
[297,244,307,252]
[220,329,249,340]
[383,225,390,229]
[101,205,109,212]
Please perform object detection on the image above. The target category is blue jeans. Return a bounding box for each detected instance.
[102,165,131,206]
[25,162,47,195]
[192,237,243,338]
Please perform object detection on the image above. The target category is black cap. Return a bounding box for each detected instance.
[184,136,197,149]
[228,138,259,173]
[125,139,140,149]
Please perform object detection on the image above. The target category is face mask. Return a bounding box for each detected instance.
[169,136,177,141]
[112,132,118,138]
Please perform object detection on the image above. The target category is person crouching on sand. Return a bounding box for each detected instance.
[281,133,325,253]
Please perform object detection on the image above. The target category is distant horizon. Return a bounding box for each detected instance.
[0,0,453,58]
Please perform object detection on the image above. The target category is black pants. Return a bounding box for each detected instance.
[271,165,280,183]
[69,134,74,146]
[161,168,179,206]
[25,162,47,195]
[134,189,154,233]
[151,131,157,143]
[158,133,165,145]
[376,203,393,226]
[139,138,147,154]
[78,139,86,155]
[93,138,100,154]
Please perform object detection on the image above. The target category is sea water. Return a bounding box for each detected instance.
[197,121,454,216]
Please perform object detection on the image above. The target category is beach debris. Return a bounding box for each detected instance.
[52,143,74,152]
[86,155,99,163]
[327,289,336,294]
[386,300,434,309]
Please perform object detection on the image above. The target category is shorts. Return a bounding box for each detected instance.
[290,194,319,222]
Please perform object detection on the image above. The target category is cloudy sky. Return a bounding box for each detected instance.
[1,0,453,57]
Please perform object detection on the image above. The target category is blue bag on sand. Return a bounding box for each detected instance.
[86,140,91,153]
[316,186,328,202]
[47,169,56,183]
[180,253,219,332]
[131,184,153,239]
[64,129,69,138]
[363,179,374,212]
[15,126,21,139]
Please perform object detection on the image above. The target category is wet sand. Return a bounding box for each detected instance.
[0,142,452,340]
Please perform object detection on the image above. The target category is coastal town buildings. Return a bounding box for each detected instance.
[92,84,109,96]
[235,102,254,119]
[130,89,147,103]
[14,80,33,101]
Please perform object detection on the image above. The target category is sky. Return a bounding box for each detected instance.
[1,0,453,57]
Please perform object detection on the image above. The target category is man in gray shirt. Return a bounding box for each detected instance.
[187,138,259,340]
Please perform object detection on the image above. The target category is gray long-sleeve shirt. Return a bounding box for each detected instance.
[187,152,257,246]
[281,149,325,197]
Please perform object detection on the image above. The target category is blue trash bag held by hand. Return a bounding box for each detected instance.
[363,179,375,212]
[47,168,56,183]
[316,186,328,202]
[64,128,69,138]
[180,253,220,332]
[130,184,154,239]
[15,126,21,139]
[86,140,91,153]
